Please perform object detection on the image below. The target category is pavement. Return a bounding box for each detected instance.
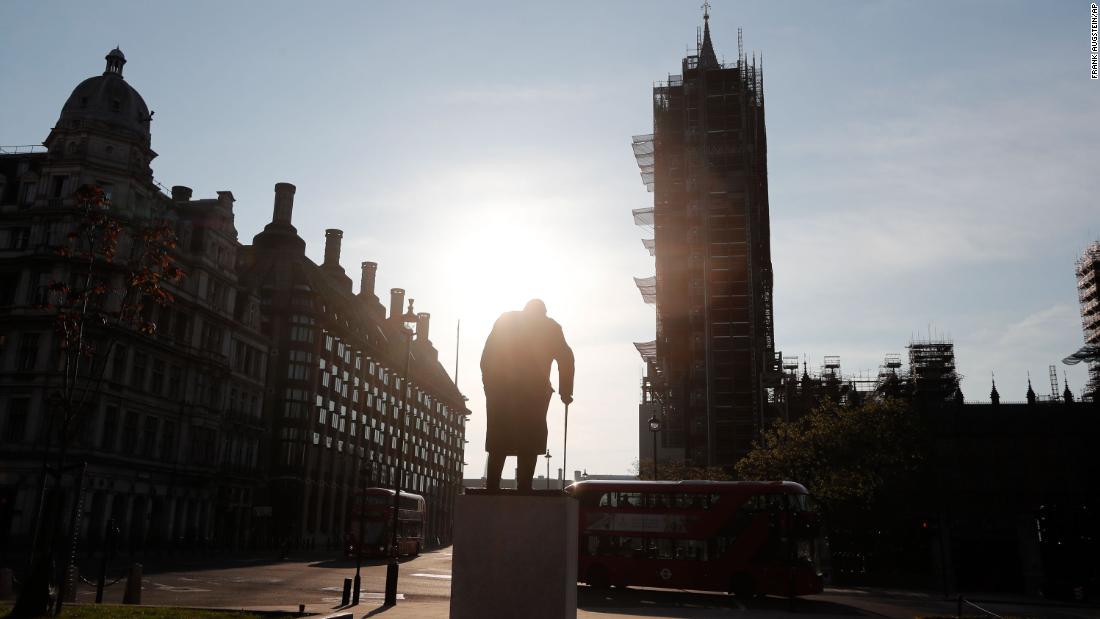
[45,548,1100,618]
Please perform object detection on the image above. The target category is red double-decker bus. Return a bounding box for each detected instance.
[345,488,426,558]
[567,480,824,597]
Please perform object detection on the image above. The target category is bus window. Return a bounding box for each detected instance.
[645,493,671,509]
[655,538,675,560]
[675,539,708,561]
[586,535,600,556]
[618,493,642,508]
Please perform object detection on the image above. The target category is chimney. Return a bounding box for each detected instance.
[389,288,405,321]
[323,229,343,267]
[216,190,234,210]
[171,185,192,202]
[416,312,430,343]
[272,182,296,224]
[360,262,377,297]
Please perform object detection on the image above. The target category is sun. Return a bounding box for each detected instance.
[449,216,568,321]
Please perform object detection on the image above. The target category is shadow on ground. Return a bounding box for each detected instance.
[578,586,873,616]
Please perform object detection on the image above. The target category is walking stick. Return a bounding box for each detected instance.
[562,402,569,489]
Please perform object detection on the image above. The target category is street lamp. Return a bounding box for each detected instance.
[544,449,552,490]
[352,459,366,605]
[648,415,661,480]
[385,299,419,607]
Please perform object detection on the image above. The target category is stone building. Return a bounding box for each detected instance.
[0,49,268,553]
[0,47,468,557]
[240,186,468,548]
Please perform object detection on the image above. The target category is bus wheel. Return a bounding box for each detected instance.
[730,574,755,600]
[586,565,610,589]
[414,542,421,555]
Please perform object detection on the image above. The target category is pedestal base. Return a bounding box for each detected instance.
[450,492,578,619]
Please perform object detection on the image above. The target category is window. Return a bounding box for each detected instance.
[0,272,17,305]
[20,182,36,206]
[287,363,309,381]
[131,353,148,389]
[4,398,29,442]
[5,227,30,250]
[121,411,138,454]
[50,175,66,198]
[111,345,129,382]
[201,323,223,353]
[174,313,190,343]
[17,333,40,371]
[161,420,176,461]
[151,359,165,395]
[167,365,182,398]
[143,416,159,457]
[100,406,118,451]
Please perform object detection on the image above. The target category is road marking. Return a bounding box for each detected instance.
[361,592,405,600]
[149,581,211,593]
[410,573,452,580]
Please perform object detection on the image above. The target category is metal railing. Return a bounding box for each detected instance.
[0,144,47,155]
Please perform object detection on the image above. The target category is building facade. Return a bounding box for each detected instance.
[1074,241,1100,400]
[240,187,468,549]
[633,11,776,470]
[0,48,468,557]
[0,49,268,554]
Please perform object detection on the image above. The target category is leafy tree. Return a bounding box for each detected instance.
[14,185,183,617]
[735,398,924,504]
[736,398,932,585]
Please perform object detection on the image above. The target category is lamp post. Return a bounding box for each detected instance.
[385,299,418,607]
[352,460,365,605]
[648,415,661,480]
[544,449,552,490]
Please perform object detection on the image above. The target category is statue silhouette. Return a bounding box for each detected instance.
[481,299,574,491]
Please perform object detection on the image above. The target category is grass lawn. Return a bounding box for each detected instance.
[0,603,299,619]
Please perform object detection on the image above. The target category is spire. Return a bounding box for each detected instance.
[990,372,1000,406]
[1026,373,1037,405]
[699,2,719,69]
[1063,373,1075,404]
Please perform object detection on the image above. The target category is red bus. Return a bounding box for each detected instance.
[567,480,824,597]
[345,488,426,558]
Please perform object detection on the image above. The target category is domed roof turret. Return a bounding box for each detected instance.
[56,48,151,142]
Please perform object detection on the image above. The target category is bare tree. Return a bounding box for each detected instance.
[14,184,183,617]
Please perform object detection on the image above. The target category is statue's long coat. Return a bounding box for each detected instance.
[481,311,575,456]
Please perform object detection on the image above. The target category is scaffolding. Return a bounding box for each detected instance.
[631,134,655,192]
[634,340,657,364]
[1073,241,1100,398]
[908,338,960,400]
[633,275,656,304]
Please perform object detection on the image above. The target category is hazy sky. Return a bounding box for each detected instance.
[2,1,1097,477]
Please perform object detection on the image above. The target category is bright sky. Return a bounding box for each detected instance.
[3,1,1098,477]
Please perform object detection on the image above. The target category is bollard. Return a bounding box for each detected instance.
[298,603,306,615]
[63,565,79,603]
[122,563,143,605]
[0,567,12,598]
[340,579,350,606]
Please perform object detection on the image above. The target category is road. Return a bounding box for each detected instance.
[76,548,453,609]
[71,549,1098,618]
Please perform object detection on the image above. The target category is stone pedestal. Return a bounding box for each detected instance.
[450,491,577,619]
